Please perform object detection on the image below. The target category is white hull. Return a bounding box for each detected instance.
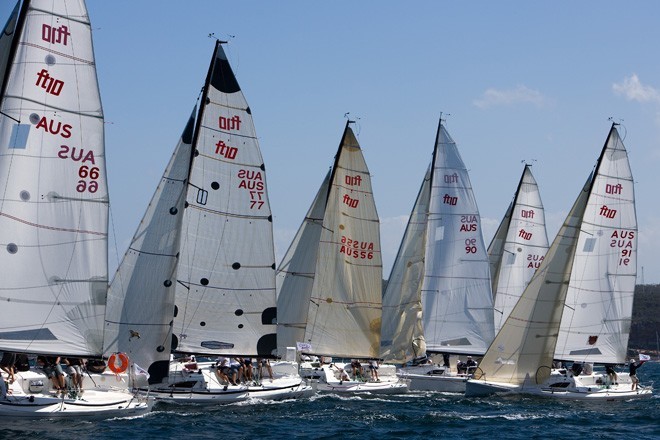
[1,370,152,418]
[302,364,408,395]
[397,365,468,393]
[145,360,313,404]
[466,369,654,400]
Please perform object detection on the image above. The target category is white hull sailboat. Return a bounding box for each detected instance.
[104,40,312,404]
[0,0,150,417]
[277,121,407,395]
[380,118,494,393]
[466,123,653,400]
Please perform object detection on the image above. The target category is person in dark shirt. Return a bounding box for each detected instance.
[0,351,16,384]
[629,358,646,391]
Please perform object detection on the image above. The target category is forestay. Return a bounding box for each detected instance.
[303,123,382,359]
[173,42,277,356]
[0,0,108,356]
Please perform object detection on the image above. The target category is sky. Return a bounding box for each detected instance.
[4,0,660,283]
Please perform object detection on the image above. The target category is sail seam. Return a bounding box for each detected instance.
[0,211,106,235]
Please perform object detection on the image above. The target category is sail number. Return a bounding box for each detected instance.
[77,165,100,193]
[465,238,478,254]
[340,235,374,259]
[611,230,634,266]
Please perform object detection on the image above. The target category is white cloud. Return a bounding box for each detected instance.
[613,74,660,103]
[474,85,547,109]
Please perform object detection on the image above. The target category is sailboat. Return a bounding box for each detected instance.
[0,0,151,417]
[466,123,653,399]
[104,40,312,403]
[278,121,407,394]
[488,164,549,334]
[380,118,494,393]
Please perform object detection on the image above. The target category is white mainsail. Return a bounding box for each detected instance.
[421,122,494,355]
[489,165,549,334]
[276,170,330,355]
[554,126,636,365]
[472,123,633,388]
[380,167,431,363]
[0,0,108,356]
[104,110,194,381]
[173,41,277,356]
[303,122,383,359]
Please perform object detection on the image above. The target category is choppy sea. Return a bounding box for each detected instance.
[4,362,659,440]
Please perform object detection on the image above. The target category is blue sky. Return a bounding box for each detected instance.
[4,1,660,282]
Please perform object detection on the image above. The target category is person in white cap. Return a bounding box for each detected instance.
[629,358,646,391]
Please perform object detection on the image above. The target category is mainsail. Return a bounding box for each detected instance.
[488,165,549,334]
[172,41,277,357]
[554,126,636,365]
[420,121,494,355]
[0,0,108,356]
[473,123,633,387]
[104,110,194,381]
[303,122,383,359]
[381,120,494,360]
[276,170,330,355]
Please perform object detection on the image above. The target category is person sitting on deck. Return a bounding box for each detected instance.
[0,351,16,384]
[350,360,364,380]
[605,364,618,385]
[258,358,273,382]
[214,357,231,385]
[465,356,478,374]
[63,357,84,393]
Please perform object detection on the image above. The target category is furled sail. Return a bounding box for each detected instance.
[554,126,636,365]
[173,41,277,356]
[489,165,549,333]
[276,170,330,356]
[380,167,431,363]
[0,0,109,356]
[104,110,194,382]
[303,122,383,359]
[421,122,494,355]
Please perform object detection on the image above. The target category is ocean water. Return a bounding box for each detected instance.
[4,362,659,440]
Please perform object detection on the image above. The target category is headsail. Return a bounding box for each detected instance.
[173,41,277,357]
[554,125,636,364]
[276,170,330,355]
[380,167,431,363]
[104,110,195,382]
[421,122,494,355]
[489,165,549,333]
[0,0,108,356]
[303,122,383,359]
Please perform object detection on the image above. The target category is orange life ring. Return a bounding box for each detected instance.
[108,352,129,374]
